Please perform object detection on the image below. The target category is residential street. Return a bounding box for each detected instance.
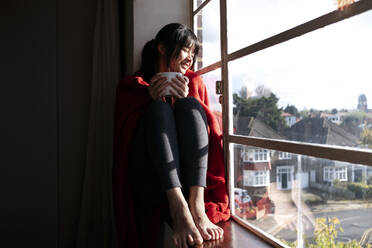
[276,207,372,245]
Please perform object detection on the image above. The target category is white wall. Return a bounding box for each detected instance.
[132,0,191,73]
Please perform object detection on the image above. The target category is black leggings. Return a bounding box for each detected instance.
[129,97,209,206]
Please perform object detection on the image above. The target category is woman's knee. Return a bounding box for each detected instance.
[174,97,207,124]
[174,97,206,117]
[144,100,173,120]
[174,97,202,110]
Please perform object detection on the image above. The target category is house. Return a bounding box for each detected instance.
[286,117,370,185]
[233,117,282,218]
[235,115,369,194]
[281,112,298,127]
[320,111,348,125]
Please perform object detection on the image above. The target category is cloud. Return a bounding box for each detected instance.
[200,0,372,110]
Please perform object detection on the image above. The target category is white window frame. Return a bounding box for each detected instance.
[192,0,372,246]
[243,170,270,187]
[276,166,294,190]
[242,147,270,162]
[324,167,348,182]
[279,151,292,160]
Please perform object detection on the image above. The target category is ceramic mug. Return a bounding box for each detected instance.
[156,72,189,96]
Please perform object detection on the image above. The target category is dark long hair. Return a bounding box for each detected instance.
[139,23,200,81]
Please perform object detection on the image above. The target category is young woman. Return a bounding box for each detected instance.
[114,23,230,248]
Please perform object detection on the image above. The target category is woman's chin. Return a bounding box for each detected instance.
[180,68,189,74]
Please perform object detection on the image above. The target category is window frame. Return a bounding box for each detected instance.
[324,166,348,182]
[279,151,292,160]
[243,170,270,187]
[191,0,372,247]
[276,166,294,190]
[242,147,270,162]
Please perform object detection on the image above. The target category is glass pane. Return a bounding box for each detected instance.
[193,0,221,70]
[227,0,353,53]
[200,69,222,125]
[229,11,372,151]
[193,0,208,11]
[232,144,372,246]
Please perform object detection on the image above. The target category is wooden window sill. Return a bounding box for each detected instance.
[163,219,274,248]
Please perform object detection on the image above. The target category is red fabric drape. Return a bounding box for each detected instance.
[113,70,230,247]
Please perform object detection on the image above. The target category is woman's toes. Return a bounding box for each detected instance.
[219,228,224,238]
[187,234,194,246]
[172,236,178,247]
[193,233,203,245]
[200,228,212,240]
[207,228,216,240]
[182,237,188,248]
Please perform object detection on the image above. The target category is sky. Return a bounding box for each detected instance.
[196,0,372,111]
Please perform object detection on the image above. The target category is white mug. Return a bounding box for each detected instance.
[156,72,189,96]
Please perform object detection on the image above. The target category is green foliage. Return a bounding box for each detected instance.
[368,176,372,185]
[281,217,368,248]
[284,104,299,117]
[233,92,286,131]
[347,182,372,199]
[333,179,347,189]
[360,128,372,148]
[341,111,372,137]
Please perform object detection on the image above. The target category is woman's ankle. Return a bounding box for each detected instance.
[166,187,188,209]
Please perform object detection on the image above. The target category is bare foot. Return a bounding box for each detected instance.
[189,186,224,241]
[167,188,203,248]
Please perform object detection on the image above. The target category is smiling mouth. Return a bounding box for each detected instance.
[181,63,190,69]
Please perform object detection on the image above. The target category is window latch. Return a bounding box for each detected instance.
[216,80,223,95]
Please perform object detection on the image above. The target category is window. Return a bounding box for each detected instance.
[279,151,292,160]
[254,149,268,162]
[242,147,270,162]
[192,0,372,247]
[243,170,269,187]
[324,167,348,182]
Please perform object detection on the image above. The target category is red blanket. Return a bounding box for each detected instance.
[113,70,230,247]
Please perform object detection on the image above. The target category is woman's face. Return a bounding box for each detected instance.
[169,45,195,74]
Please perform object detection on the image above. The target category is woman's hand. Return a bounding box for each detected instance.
[148,74,169,100]
[169,75,189,98]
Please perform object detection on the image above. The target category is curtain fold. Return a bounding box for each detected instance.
[76,0,120,247]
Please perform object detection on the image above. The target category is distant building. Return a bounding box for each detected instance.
[281,112,297,127]
[357,94,368,112]
[286,117,359,147]
[287,117,370,185]
[320,111,348,125]
[234,117,283,193]
[233,114,372,219]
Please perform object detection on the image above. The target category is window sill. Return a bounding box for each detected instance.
[163,219,275,248]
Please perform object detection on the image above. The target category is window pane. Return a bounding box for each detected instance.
[227,0,339,53]
[193,0,220,70]
[193,0,208,11]
[232,144,372,246]
[229,11,372,151]
[200,69,222,113]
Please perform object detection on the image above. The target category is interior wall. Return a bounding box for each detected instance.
[130,0,191,74]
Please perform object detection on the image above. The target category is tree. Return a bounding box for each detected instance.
[284,104,299,117]
[233,91,286,132]
[255,84,271,98]
[282,217,369,248]
[341,111,372,137]
[360,127,372,148]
